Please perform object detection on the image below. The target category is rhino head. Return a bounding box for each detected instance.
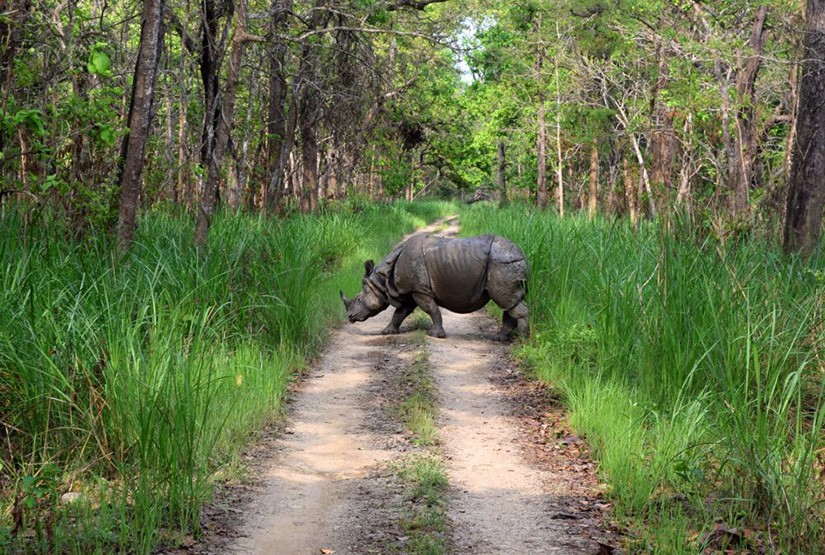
[340,260,390,323]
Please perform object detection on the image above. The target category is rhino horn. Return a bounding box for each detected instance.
[340,290,352,309]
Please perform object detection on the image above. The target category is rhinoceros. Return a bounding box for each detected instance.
[340,233,529,340]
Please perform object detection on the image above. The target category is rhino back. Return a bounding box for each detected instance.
[424,235,494,312]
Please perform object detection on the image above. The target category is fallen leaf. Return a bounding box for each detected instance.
[320,549,335,554]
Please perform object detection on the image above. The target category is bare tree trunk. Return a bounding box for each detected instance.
[783,38,802,203]
[554,21,564,217]
[588,139,598,219]
[537,101,548,209]
[196,0,260,246]
[178,90,188,207]
[117,0,165,252]
[498,139,507,206]
[646,41,675,212]
[264,0,293,212]
[676,113,694,214]
[728,5,769,219]
[228,67,257,211]
[297,0,327,213]
[534,12,548,210]
[624,156,638,225]
[605,140,620,215]
[164,82,177,204]
[784,0,825,255]
[193,0,226,246]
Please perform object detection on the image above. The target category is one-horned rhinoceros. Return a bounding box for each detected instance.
[340,233,529,340]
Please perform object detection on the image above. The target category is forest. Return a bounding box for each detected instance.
[1,0,824,553]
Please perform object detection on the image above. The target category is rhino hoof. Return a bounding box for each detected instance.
[428,328,447,339]
[380,326,400,335]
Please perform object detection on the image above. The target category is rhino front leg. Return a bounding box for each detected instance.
[381,304,415,335]
[496,311,518,342]
[496,301,529,341]
[412,293,446,338]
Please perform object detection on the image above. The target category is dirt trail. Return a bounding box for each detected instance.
[207,218,614,555]
[222,314,398,554]
[431,311,594,553]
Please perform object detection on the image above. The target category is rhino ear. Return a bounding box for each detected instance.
[364,260,375,276]
[340,290,352,309]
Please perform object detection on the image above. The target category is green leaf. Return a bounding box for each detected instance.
[87,50,110,76]
[98,125,116,146]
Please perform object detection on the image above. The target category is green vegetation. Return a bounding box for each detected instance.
[395,453,450,555]
[390,327,447,554]
[398,338,439,446]
[460,203,825,553]
[0,201,453,554]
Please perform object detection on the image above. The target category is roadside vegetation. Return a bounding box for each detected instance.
[461,203,825,553]
[0,200,453,554]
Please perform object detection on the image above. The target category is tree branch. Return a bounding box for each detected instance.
[386,0,448,12]
[164,6,197,54]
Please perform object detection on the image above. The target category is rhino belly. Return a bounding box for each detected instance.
[436,290,490,313]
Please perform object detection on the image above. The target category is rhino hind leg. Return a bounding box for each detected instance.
[381,304,415,335]
[412,293,446,338]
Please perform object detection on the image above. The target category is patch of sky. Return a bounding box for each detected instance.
[453,15,496,85]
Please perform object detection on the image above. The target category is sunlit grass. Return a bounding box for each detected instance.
[0,200,454,553]
[395,453,449,555]
[460,203,825,553]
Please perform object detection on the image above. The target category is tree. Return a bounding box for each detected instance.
[784,0,825,255]
[195,0,261,247]
[117,0,166,251]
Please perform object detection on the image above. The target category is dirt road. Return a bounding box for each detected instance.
[198,220,616,555]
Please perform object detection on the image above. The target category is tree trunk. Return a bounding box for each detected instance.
[537,102,548,209]
[588,139,598,219]
[534,12,548,210]
[228,68,257,211]
[623,156,638,225]
[784,0,825,255]
[264,0,293,212]
[676,113,694,214]
[297,0,327,213]
[193,0,225,246]
[728,5,769,219]
[116,0,165,252]
[196,0,259,246]
[554,21,564,217]
[498,139,507,206]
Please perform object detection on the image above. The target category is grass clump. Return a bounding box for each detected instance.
[394,453,449,555]
[388,327,448,554]
[0,200,454,554]
[397,337,439,446]
[459,203,825,553]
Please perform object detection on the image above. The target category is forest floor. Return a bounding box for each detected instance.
[167,219,621,555]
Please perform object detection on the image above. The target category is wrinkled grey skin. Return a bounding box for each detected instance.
[340,233,529,340]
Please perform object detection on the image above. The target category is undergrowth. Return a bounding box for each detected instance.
[460,203,825,554]
[0,200,454,554]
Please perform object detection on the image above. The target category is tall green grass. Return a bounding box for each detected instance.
[0,200,454,553]
[460,204,825,553]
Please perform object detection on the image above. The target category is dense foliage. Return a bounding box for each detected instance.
[1,1,816,240]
